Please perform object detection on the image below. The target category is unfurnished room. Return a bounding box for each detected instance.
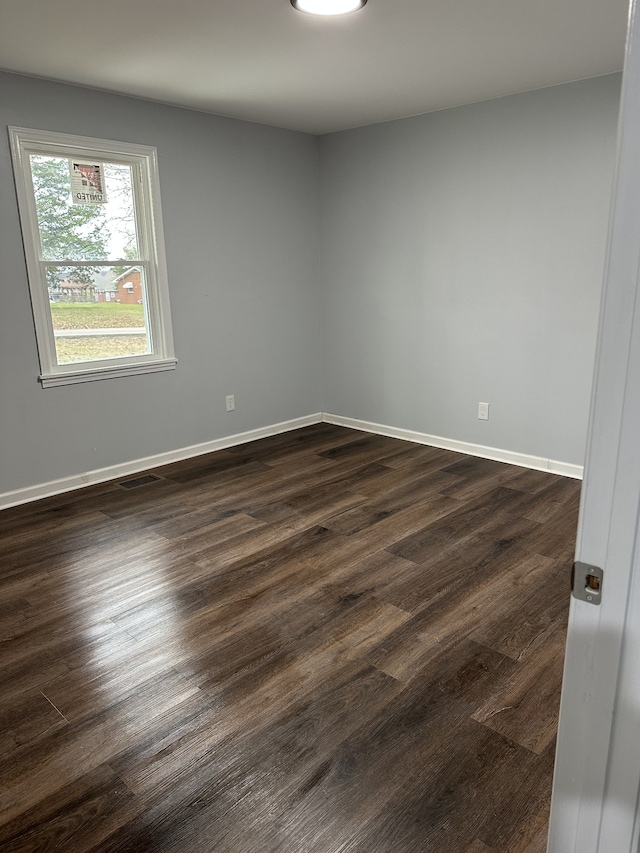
[1,1,640,851]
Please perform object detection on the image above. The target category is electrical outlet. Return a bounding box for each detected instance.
[226,394,235,412]
[478,402,489,421]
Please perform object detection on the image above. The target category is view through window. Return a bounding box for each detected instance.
[10,128,176,386]
[31,155,150,365]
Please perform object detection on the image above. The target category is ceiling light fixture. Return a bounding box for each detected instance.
[291,0,367,16]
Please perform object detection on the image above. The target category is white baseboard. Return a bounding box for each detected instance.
[0,409,583,511]
[322,413,584,480]
[0,413,323,511]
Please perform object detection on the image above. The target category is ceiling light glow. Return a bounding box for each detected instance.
[291,0,367,16]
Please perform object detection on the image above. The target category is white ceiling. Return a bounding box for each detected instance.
[0,0,629,135]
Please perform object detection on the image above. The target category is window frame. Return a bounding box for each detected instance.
[9,126,176,387]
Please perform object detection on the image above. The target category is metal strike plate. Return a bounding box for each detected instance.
[572,561,603,605]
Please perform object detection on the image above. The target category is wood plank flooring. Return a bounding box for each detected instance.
[0,424,581,852]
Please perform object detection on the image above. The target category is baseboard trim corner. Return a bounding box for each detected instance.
[0,411,583,511]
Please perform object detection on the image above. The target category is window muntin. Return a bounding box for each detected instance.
[9,128,176,387]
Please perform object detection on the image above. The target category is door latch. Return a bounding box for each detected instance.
[572,561,603,605]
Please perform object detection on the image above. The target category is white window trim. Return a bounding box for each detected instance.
[9,127,177,387]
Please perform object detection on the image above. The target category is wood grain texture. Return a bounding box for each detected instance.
[472,619,568,754]
[0,423,580,851]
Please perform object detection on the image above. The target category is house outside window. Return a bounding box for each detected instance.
[114,268,144,304]
[9,127,176,387]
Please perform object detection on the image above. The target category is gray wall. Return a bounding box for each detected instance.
[0,72,322,495]
[319,75,621,465]
[0,72,622,497]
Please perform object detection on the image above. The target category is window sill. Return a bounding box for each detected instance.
[39,358,177,388]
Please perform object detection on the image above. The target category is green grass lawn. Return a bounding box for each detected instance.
[55,335,149,364]
[51,302,145,330]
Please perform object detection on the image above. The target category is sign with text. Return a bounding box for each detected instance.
[69,161,107,204]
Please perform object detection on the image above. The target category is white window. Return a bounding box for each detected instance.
[9,127,176,387]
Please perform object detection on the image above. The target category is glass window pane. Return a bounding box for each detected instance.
[30,156,139,261]
[103,162,140,260]
[11,127,175,384]
[47,265,151,365]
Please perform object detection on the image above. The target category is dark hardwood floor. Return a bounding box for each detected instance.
[0,424,580,852]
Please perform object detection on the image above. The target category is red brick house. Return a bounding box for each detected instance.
[113,267,144,304]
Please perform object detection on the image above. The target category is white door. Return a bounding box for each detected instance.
[548,1,640,849]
